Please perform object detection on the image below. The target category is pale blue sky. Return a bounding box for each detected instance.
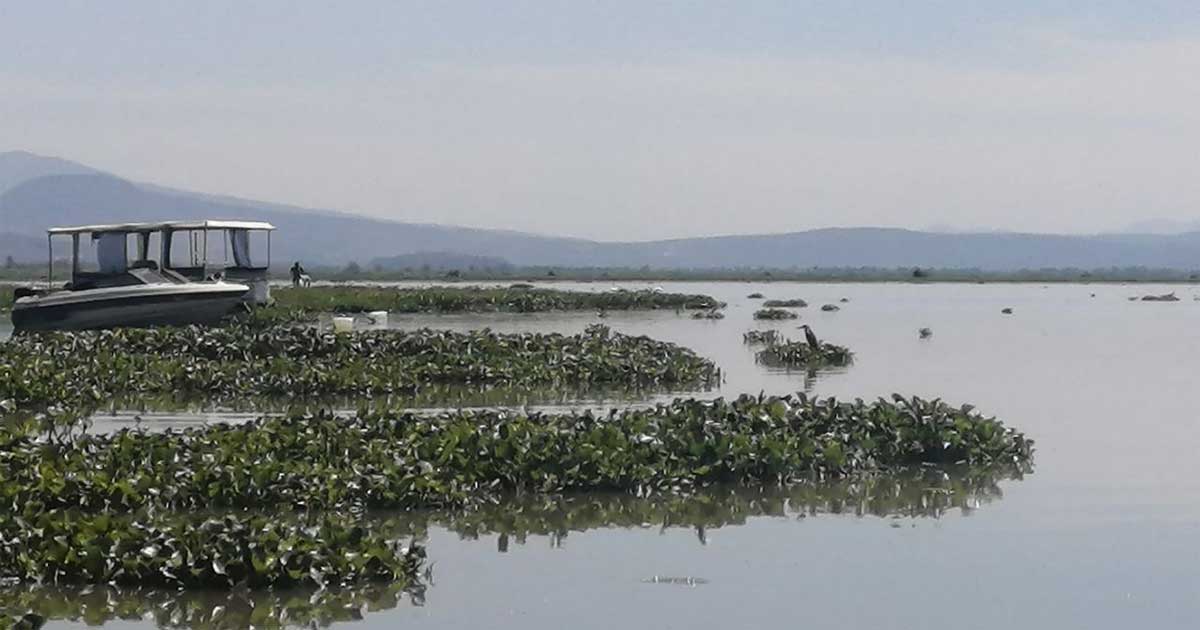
[3,1,1199,239]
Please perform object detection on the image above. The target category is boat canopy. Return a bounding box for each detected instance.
[48,220,275,235]
[42,220,276,289]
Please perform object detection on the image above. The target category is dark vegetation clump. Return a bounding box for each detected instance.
[762,299,807,308]
[742,329,781,345]
[753,308,798,320]
[755,339,854,368]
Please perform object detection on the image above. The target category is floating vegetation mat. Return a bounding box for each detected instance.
[0,510,424,590]
[270,285,722,317]
[755,339,854,368]
[0,580,424,629]
[1,394,1032,516]
[0,324,717,418]
[743,330,782,345]
[761,299,807,308]
[753,308,798,320]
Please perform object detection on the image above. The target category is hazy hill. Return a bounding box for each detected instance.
[6,150,1200,271]
[0,150,97,198]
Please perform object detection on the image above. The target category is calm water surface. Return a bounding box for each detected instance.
[10,281,1200,628]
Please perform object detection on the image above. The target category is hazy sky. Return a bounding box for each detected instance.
[4,1,1200,240]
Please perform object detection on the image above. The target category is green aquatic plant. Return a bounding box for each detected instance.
[752,308,798,320]
[0,324,717,417]
[0,580,422,630]
[1,394,1033,515]
[742,330,781,345]
[0,510,424,589]
[755,338,854,368]
[269,285,722,318]
[761,299,807,308]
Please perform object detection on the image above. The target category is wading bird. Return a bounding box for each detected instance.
[799,324,820,350]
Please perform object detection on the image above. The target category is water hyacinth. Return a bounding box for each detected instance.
[755,339,854,368]
[272,285,722,316]
[0,580,423,629]
[0,324,717,417]
[742,330,781,345]
[0,510,424,589]
[753,308,798,320]
[761,299,807,308]
[1,394,1033,515]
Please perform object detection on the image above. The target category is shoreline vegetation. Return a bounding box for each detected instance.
[8,263,1200,289]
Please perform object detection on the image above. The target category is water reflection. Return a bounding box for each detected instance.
[65,383,712,430]
[387,465,1025,551]
[0,581,424,629]
[0,466,1023,628]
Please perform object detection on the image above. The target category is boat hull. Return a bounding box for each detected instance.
[11,283,250,332]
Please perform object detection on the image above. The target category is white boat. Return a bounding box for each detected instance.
[11,222,256,332]
[157,220,276,305]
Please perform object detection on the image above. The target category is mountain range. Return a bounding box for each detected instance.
[4,150,1200,270]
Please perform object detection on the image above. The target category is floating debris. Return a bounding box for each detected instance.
[692,310,725,320]
[820,304,840,312]
[1001,308,1014,314]
[746,292,765,299]
[643,576,709,587]
[1140,292,1180,302]
[919,328,933,339]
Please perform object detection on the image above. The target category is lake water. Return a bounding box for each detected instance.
[10,281,1200,629]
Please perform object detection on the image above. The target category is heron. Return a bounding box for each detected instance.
[799,324,820,350]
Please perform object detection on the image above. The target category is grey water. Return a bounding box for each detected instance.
[13,281,1200,628]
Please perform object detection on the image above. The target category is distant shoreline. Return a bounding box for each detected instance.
[5,264,1200,286]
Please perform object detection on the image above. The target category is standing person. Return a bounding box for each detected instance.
[290,261,306,288]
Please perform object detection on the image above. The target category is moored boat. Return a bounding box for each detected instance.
[11,222,252,332]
